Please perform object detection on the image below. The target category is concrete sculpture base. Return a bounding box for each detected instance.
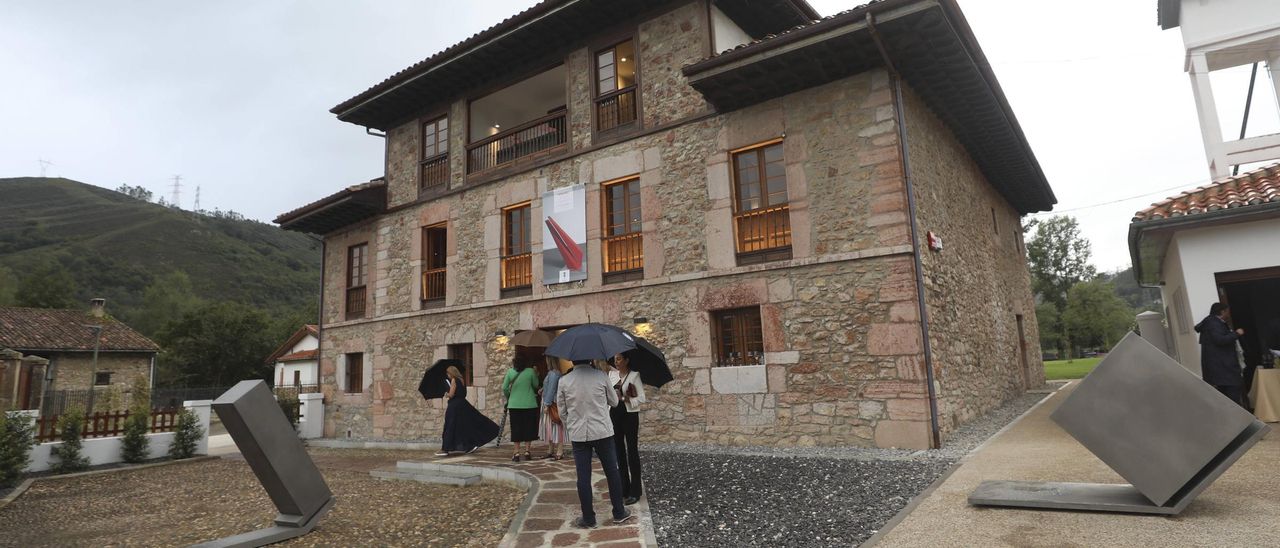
[969,333,1271,515]
[192,381,335,547]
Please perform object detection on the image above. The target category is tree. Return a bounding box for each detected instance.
[1036,301,1062,359]
[120,375,152,463]
[0,266,18,306]
[168,408,203,459]
[0,411,36,487]
[1026,216,1096,311]
[1063,279,1134,355]
[50,409,90,473]
[114,184,153,202]
[156,301,277,387]
[132,271,203,337]
[15,262,77,309]
[1099,267,1162,313]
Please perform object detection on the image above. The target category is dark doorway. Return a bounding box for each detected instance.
[1215,267,1280,407]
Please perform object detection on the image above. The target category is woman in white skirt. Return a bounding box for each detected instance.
[539,356,567,460]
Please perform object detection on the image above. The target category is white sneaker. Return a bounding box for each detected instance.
[434,451,449,457]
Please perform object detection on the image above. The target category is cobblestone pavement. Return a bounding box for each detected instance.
[0,448,522,547]
[420,447,653,548]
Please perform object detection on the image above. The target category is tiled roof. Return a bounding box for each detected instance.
[695,1,880,63]
[0,307,159,353]
[1132,163,1280,222]
[274,179,384,224]
[276,349,318,362]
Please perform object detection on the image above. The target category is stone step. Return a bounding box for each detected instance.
[371,466,482,487]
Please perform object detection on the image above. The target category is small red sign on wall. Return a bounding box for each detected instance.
[926,231,943,251]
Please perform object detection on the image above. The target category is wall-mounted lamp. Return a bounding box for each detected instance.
[632,317,652,337]
[494,329,508,338]
[632,317,649,326]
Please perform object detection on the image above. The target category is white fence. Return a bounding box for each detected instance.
[24,400,211,473]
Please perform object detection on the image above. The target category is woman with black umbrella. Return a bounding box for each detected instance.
[437,366,499,456]
[609,353,646,505]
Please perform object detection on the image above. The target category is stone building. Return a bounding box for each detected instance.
[277,0,1055,449]
[0,299,158,410]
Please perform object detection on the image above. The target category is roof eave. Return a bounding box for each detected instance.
[1128,200,1280,286]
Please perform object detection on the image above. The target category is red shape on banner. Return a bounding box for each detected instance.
[545,216,584,271]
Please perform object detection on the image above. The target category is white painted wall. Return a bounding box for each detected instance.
[712,6,753,54]
[273,334,320,386]
[1159,218,1280,373]
[298,392,324,439]
[25,400,211,473]
[1179,0,1280,50]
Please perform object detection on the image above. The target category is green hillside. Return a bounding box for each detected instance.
[0,177,320,327]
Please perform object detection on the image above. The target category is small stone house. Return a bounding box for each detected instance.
[266,324,321,390]
[277,0,1054,449]
[0,299,158,411]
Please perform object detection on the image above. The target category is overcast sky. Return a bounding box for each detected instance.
[2,0,1275,272]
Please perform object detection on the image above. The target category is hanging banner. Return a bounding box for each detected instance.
[542,184,587,285]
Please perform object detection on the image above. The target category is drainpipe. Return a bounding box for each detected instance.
[868,12,942,449]
[305,234,326,398]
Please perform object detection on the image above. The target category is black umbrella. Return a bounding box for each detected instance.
[624,337,673,388]
[418,359,462,400]
[545,323,636,361]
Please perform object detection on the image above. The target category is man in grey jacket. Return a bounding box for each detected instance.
[556,360,633,528]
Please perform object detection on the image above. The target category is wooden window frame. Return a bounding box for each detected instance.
[345,353,364,394]
[448,343,475,386]
[711,307,765,367]
[346,243,369,320]
[421,223,447,306]
[420,115,451,196]
[730,139,792,265]
[501,203,533,297]
[601,176,644,283]
[594,38,640,135]
[292,370,302,387]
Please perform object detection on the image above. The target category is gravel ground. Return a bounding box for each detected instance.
[0,448,523,547]
[642,390,1050,547]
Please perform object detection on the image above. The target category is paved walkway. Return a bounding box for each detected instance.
[874,382,1280,547]
[418,448,654,548]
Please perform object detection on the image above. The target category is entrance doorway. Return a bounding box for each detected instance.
[1215,267,1280,400]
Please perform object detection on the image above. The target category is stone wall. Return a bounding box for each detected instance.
[638,1,711,128]
[902,85,1044,438]
[44,352,152,393]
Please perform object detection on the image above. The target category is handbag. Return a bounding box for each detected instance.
[547,401,562,424]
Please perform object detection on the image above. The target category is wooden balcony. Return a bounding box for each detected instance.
[596,86,637,132]
[501,253,532,291]
[603,232,643,274]
[420,153,449,193]
[421,267,446,302]
[467,112,567,174]
[345,286,367,320]
[735,204,792,262]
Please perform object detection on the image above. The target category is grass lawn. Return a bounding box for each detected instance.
[1043,357,1102,380]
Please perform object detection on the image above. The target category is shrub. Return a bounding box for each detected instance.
[168,408,203,460]
[277,394,300,428]
[0,411,36,487]
[50,410,90,474]
[120,375,152,463]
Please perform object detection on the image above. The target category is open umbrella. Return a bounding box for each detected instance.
[418,358,462,400]
[510,329,556,348]
[624,337,673,388]
[545,323,636,361]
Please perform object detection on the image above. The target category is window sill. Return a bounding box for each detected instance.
[421,298,445,310]
[501,286,532,299]
[736,247,792,266]
[603,269,644,285]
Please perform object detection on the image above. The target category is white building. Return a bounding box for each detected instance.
[266,325,319,389]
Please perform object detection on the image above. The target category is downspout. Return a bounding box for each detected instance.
[868,12,941,449]
[306,234,326,395]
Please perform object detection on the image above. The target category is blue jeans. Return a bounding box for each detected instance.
[571,437,627,525]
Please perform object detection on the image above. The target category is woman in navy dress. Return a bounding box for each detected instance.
[437,366,500,456]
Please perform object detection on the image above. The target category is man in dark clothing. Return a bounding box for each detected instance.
[1195,302,1246,407]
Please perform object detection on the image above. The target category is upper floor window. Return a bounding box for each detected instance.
[713,307,764,367]
[422,224,447,305]
[596,40,637,132]
[731,140,791,264]
[602,177,643,282]
[421,116,449,193]
[346,243,368,320]
[501,204,532,296]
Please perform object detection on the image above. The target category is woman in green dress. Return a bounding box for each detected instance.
[502,358,541,461]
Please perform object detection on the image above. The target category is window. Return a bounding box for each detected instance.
[731,141,791,264]
[421,116,450,192]
[595,40,637,132]
[448,343,474,385]
[346,243,369,320]
[712,307,764,367]
[501,204,532,296]
[345,353,364,393]
[292,370,302,387]
[94,372,112,386]
[422,224,447,305]
[602,178,643,282]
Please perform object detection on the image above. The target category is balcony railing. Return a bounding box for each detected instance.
[596,86,637,132]
[603,232,643,274]
[467,112,567,174]
[421,267,446,302]
[501,253,532,290]
[420,153,449,193]
[735,204,792,254]
[345,286,367,320]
